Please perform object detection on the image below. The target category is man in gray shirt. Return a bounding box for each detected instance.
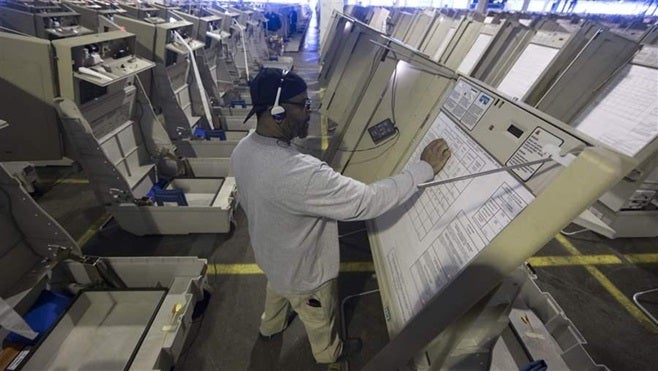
[231,68,451,364]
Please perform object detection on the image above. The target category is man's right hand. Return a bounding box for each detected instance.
[421,138,451,174]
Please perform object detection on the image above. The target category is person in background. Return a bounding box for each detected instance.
[289,8,298,34]
[231,68,451,365]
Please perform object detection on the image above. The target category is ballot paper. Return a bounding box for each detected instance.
[497,43,559,100]
[373,112,535,326]
[575,64,658,157]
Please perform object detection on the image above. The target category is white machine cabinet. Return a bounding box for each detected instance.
[50,31,237,235]
[0,163,208,369]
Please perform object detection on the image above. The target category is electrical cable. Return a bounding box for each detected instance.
[320,51,404,156]
[340,288,380,371]
[338,228,367,239]
[402,61,460,80]
[390,55,399,124]
[339,128,400,152]
[380,50,457,80]
[335,48,446,157]
[560,228,591,236]
[293,128,400,154]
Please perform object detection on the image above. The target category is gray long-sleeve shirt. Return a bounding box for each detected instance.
[230,132,434,295]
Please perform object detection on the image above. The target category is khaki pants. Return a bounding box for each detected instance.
[259,279,342,363]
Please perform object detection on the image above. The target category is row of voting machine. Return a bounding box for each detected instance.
[319,9,656,370]
[320,10,657,239]
[0,0,298,236]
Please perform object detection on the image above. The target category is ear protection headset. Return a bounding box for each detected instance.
[270,69,289,122]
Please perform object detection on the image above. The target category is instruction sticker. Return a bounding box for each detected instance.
[507,127,564,181]
[444,80,492,130]
[461,93,493,130]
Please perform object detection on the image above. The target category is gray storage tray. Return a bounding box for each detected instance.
[20,290,166,370]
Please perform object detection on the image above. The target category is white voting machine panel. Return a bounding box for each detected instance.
[495,29,576,101]
[366,76,632,369]
[457,33,493,75]
[497,43,560,100]
[374,111,535,324]
[574,61,658,158]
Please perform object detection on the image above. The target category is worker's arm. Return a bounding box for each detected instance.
[300,160,434,221]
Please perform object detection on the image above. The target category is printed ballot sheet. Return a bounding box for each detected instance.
[497,43,559,100]
[373,112,535,326]
[575,64,658,157]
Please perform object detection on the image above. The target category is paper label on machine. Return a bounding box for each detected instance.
[507,127,564,181]
[373,112,535,325]
[444,80,493,130]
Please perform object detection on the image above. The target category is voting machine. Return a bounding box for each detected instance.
[363,74,634,370]
[50,30,237,235]
[319,15,389,138]
[533,26,658,237]
[0,162,208,369]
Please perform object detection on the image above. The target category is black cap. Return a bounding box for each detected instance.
[244,68,307,123]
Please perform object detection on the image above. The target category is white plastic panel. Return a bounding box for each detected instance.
[432,27,456,62]
[372,112,535,326]
[497,43,559,100]
[574,64,658,157]
[457,33,493,74]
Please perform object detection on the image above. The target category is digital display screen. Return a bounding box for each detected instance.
[507,124,524,138]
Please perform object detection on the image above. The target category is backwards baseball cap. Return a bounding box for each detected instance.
[244,68,308,123]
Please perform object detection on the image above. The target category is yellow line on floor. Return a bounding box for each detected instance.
[77,212,110,248]
[55,178,90,185]
[555,234,658,333]
[39,178,90,185]
[208,264,263,275]
[207,262,375,275]
[625,253,658,264]
[528,255,622,266]
[208,254,658,275]
[321,114,328,150]
[340,261,375,272]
